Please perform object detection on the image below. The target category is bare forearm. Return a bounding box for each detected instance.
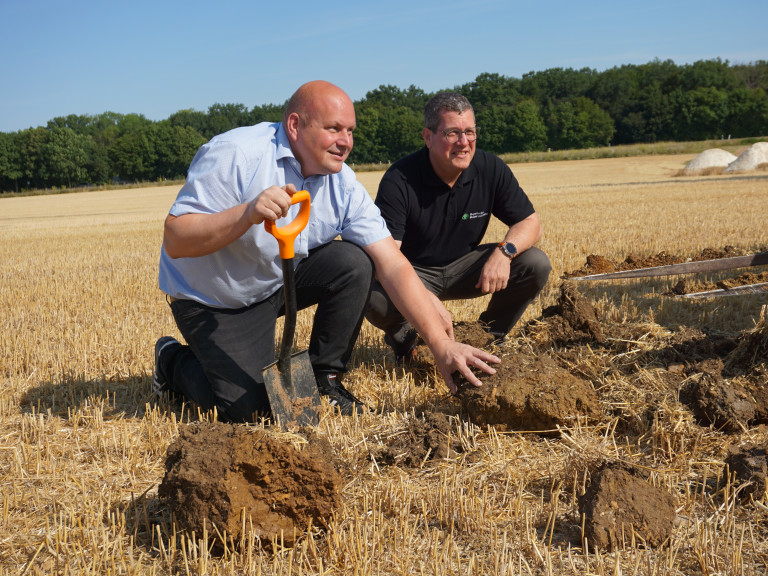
[163,206,253,258]
[163,185,295,259]
[503,213,542,253]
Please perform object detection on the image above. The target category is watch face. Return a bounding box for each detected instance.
[505,243,517,256]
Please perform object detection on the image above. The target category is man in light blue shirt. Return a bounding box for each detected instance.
[154,80,499,421]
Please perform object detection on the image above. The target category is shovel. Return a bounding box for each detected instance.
[262,190,322,428]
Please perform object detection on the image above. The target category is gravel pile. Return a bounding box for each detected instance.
[724,141,768,173]
[684,148,736,173]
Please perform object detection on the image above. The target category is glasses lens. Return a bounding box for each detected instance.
[443,128,477,143]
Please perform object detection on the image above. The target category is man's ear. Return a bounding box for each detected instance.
[285,113,300,141]
[422,127,431,148]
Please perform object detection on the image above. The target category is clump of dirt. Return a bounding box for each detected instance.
[407,318,602,433]
[564,246,746,278]
[531,281,604,345]
[456,351,602,433]
[674,310,768,431]
[679,359,762,432]
[371,412,463,467]
[159,421,341,548]
[724,444,768,502]
[725,305,768,372]
[579,462,676,551]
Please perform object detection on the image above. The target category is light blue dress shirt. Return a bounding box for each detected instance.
[158,122,390,308]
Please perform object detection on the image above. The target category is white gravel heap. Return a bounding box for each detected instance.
[684,148,737,174]
[724,142,768,173]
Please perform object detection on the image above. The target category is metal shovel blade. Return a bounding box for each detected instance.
[263,349,320,428]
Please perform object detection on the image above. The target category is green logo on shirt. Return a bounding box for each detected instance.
[462,213,469,220]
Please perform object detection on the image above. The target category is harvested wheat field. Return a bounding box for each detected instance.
[2,153,768,575]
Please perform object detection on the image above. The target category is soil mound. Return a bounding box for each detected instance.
[724,444,768,502]
[159,421,341,547]
[409,320,602,433]
[532,281,604,345]
[371,412,463,467]
[724,142,768,173]
[679,358,762,432]
[579,462,676,551]
[684,148,737,174]
[456,350,602,433]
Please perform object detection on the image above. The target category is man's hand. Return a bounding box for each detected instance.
[475,248,511,294]
[430,339,500,394]
[248,184,297,225]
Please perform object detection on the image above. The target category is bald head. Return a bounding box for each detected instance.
[283,81,356,177]
[283,80,352,125]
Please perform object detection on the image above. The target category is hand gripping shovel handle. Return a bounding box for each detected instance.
[264,190,311,259]
[264,190,311,373]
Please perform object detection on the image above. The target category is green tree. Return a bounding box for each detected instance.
[547,97,615,149]
[154,122,207,179]
[348,104,387,165]
[457,72,520,111]
[673,86,730,140]
[726,87,768,137]
[43,127,90,187]
[16,127,50,189]
[110,124,159,182]
[506,99,547,152]
[0,132,23,192]
[473,106,508,154]
[169,108,210,138]
[521,67,596,104]
[206,103,252,138]
[361,85,429,113]
[251,103,285,124]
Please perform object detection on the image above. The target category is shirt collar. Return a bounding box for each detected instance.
[275,123,295,161]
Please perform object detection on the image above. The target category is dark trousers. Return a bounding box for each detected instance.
[366,245,551,349]
[163,241,373,422]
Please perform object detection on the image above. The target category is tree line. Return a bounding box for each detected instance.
[1,58,766,193]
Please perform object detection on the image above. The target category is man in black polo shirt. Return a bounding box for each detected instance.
[366,92,551,362]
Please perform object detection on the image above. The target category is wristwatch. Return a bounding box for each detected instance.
[497,241,517,260]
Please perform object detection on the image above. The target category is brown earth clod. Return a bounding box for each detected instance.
[724,444,768,503]
[579,462,676,551]
[370,411,464,467]
[158,421,341,549]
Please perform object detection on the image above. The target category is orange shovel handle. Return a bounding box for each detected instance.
[264,190,311,259]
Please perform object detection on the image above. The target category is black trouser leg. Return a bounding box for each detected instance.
[163,240,373,422]
[478,247,551,337]
[294,241,373,373]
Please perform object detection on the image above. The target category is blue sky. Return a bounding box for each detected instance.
[1,0,766,133]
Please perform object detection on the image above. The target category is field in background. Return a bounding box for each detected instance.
[1,154,767,574]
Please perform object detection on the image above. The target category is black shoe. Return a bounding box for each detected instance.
[385,329,418,366]
[315,372,367,416]
[153,336,180,397]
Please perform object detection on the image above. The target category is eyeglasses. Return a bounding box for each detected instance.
[439,127,478,143]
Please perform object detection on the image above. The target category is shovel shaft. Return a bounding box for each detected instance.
[278,258,297,373]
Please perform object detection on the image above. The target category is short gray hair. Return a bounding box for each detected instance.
[423,93,474,132]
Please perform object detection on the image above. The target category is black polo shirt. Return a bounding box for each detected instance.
[375,147,535,267]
